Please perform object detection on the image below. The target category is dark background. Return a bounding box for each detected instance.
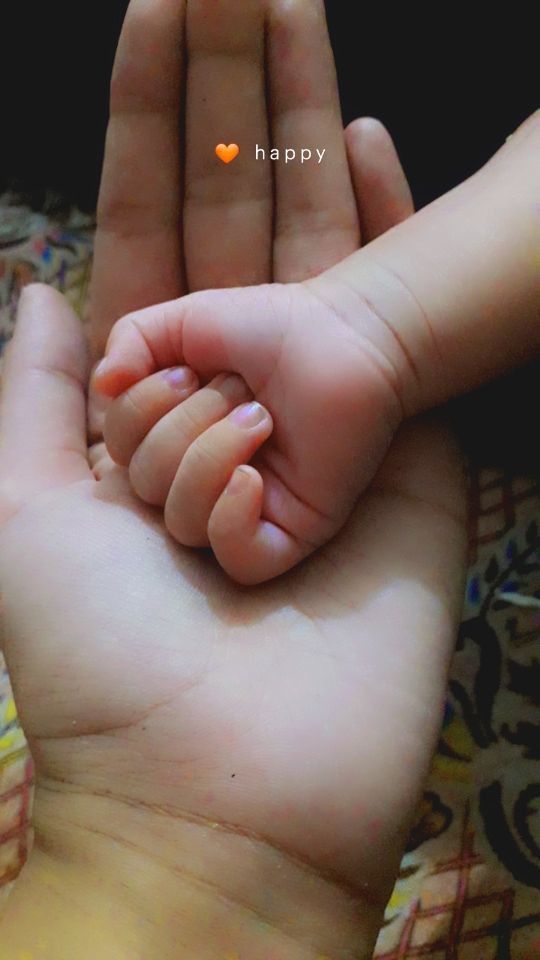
[1,3,537,210]
[1,3,538,471]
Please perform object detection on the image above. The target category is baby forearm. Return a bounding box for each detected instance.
[316,110,540,416]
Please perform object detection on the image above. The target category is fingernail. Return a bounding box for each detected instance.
[226,466,251,495]
[216,373,249,401]
[229,401,267,428]
[92,358,110,380]
[163,367,196,391]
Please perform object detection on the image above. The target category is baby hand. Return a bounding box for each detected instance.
[93,281,405,584]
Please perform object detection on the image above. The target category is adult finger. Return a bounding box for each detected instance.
[183,0,273,291]
[345,117,415,241]
[0,285,91,522]
[267,0,360,281]
[88,0,187,360]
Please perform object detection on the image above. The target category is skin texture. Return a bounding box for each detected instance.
[0,285,467,960]
[87,0,381,354]
[87,0,419,585]
[96,282,404,583]
[0,1,468,957]
[86,0,413,436]
[94,109,540,584]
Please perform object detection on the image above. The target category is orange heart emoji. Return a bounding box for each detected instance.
[216,143,240,164]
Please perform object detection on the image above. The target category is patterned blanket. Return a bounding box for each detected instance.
[0,202,539,958]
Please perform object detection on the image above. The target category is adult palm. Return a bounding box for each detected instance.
[0,289,466,956]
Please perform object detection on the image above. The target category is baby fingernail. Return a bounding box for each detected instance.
[163,367,196,391]
[91,357,117,396]
[229,401,267,428]
[226,466,251,495]
[92,358,110,380]
[217,373,249,401]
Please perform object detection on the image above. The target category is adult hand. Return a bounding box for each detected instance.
[0,2,467,957]
[0,284,466,959]
[86,0,413,438]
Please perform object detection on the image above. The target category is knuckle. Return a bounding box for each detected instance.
[107,311,137,344]
[185,435,223,473]
[173,401,201,439]
[97,192,156,236]
[121,386,150,424]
